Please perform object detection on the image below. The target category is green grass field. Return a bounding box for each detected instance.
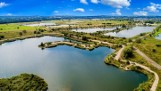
[134,36,161,65]
[0,23,37,32]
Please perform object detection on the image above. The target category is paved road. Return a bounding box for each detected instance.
[134,47,161,70]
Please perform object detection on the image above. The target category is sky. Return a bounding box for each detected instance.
[0,0,161,16]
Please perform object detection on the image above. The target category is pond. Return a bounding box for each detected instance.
[72,27,117,33]
[105,26,155,38]
[25,23,56,26]
[156,34,161,40]
[0,36,147,91]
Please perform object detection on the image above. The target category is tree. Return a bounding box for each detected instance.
[17,27,20,29]
[122,24,127,28]
[34,31,37,34]
[82,36,88,41]
[0,35,4,40]
[40,42,45,47]
[19,32,23,36]
[152,49,156,52]
[123,46,133,59]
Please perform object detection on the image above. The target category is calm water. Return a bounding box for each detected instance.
[156,34,161,40]
[72,27,116,33]
[105,26,155,38]
[0,36,147,91]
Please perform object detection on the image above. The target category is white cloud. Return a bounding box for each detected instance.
[133,11,148,16]
[80,0,88,4]
[144,3,161,12]
[112,9,122,15]
[0,2,8,8]
[101,0,131,8]
[91,0,99,4]
[73,8,85,12]
[147,5,158,12]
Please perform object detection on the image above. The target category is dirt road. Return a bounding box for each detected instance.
[134,47,161,70]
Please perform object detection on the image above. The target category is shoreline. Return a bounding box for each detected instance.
[38,38,157,91]
[104,45,160,91]
[0,33,64,45]
[0,33,158,91]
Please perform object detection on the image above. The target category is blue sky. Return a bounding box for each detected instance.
[0,0,161,16]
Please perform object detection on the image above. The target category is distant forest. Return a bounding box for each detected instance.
[0,16,161,24]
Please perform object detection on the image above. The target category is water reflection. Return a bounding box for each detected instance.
[72,27,117,33]
[105,26,155,38]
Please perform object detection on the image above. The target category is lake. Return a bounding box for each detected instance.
[0,36,147,91]
[156,34,161,40]
[72,27,117,33]
[105,26,155,38]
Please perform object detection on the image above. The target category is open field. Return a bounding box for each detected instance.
[0,23,37,32]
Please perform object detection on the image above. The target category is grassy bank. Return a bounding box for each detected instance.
[134,35,161,65]
[129,51,161,91]
[104,46,159,91]
[153,25,161,36]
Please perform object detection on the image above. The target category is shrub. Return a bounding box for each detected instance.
[156,44,161,47]
[34,31,41,34]
[126,61,130,65]
[122,24,127,28]
[39,29,45,32]
[123,46,133,59]
[22,30,27,33]
[82,36,88,41]
[136,38,141,43]
[34,31,37,34]
[140,33,145,36]
[152,49,156,52]
[19,32,23,36]
[0,35,4,39]
[128,39,132,42]
[149,34,152,37]
[40,42,45,47]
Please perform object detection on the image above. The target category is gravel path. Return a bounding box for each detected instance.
[134,46,161,70]
[114,45,125,60]
[131,62,159,91]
